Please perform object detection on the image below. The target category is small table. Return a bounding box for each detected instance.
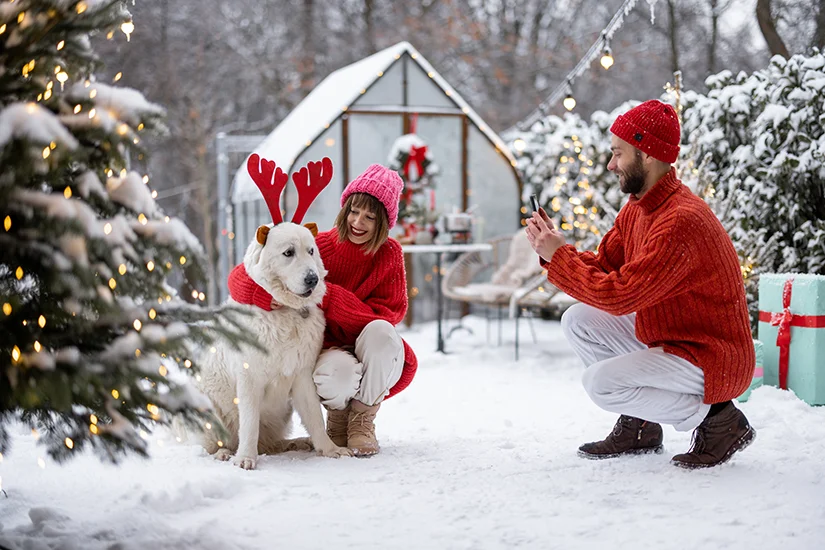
[402,242,493,353]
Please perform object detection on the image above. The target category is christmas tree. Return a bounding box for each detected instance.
[681,53,825,329]
[0,0,254,463]
[507,105,634,251]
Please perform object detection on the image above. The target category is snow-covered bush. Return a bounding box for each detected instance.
[681,53,825,328]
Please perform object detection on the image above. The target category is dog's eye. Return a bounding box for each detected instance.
[283,248,294,257]
[308,248,314,256]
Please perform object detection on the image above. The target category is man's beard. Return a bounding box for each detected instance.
[618,152,646,195]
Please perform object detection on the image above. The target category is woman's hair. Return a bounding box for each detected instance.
[335,192,390,254]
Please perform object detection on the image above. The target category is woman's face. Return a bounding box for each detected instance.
[347,204,376,245]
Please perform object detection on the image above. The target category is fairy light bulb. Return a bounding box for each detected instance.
[56,71,68,90]
[146,261,155,271]
[65,437,74,449]
[38,315,46,328]
[121,20,134,41]
[118,264,127,275]
[600,47,614,70]
[103,222,112,234]
[4,216,10,231]
[513,138,526,152]
[133,319,142,331]
[57,40,64,50]
[563,94,576,111]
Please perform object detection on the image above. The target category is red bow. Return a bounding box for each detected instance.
[758,278,825,389]
[403,145,428,181]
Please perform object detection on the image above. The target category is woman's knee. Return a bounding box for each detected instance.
[356,320,403,360]
[313,350,362,409]
[561,303,600,338]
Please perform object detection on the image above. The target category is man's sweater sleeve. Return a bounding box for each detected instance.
[546,223,691,316]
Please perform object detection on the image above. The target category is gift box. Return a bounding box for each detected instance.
[757,273,825,405]
[736,340,764,403]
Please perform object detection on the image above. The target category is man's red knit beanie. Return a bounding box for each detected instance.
[610,100,681,164]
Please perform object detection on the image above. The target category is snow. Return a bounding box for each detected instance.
[67,82,164,127]
[232,41,516,203]
[0,103,79,151]
[1,316,823,549]
[107,171,158,216]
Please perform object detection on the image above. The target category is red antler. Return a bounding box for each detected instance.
[247,153,288,224]
[291,157,333,224]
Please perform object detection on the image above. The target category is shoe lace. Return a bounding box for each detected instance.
[688,425,707,454]
[349,411,374,435]
[612,415,634,437]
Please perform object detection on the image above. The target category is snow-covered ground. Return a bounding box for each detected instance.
[1,315,824,550]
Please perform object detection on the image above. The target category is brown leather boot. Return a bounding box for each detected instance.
[671,402,755,469]
[348,400,380,457]
[578,415,664,459]
[325,405,349,448]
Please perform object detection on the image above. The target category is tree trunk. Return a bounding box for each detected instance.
[364,0,376,54]
[667,0,680,73]
[815,0,825,50]
[708,0,718,74]
[756,0,790,58]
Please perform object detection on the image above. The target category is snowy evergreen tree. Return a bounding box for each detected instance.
[681,53,825,329]
[0,0,254,462]
[506,103,637,251]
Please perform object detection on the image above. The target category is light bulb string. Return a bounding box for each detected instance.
[519,0,639,128]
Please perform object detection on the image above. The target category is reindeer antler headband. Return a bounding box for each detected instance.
[246,153,333,244]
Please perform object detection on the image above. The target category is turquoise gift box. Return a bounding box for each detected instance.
[757,273,825,406]
[736,340,764,403]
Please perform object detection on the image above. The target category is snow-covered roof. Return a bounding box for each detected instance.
[233,41,517,203]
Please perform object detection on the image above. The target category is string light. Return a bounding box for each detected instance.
[133,319,142,331]
[0,24,6,35]
[103,222,112,234]
[57,40,65,50]
[113,72,122,82]
[179,256,186,265]
[108,277,116,289]
[15,267,23,280]
[76,1,87,14]
[111,389,119,399]
[64,186,72,199]
[3,216,10,231]
[158,365,167,376]
[90,424,99,434]
[146,261,155,271]
[243,362,249,369]
[56,71,68,90]
[118,264,127,275]
[65,437,74,449]
[38,315,46,328]
[42,147,50,159]
[11,346,21,362]
[3,303,11,315]
[184,359,192,368]
[518,0,638,127]
[138,213,147,225]
[233,397,239,405]
[34,340,42,352]
[149,308,156,320]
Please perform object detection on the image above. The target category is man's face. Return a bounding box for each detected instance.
[607,136,646,195]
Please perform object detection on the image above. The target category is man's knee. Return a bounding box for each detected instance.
[313,350,362,410]
[582,362,614,405]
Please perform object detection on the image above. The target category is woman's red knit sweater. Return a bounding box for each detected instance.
[544,169,754,403]
[227,229,416,399]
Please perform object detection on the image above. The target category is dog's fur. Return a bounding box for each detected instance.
[196,222,351,469]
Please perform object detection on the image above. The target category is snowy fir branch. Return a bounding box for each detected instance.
[0,1,260,463]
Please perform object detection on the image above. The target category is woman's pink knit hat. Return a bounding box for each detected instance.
[341,164,404,229]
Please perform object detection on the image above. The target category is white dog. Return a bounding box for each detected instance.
[197,222,351,469]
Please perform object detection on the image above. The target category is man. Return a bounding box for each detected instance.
[525,99,756,469]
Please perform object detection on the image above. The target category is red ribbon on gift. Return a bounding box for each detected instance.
[757,278,825,389]
[403,145,427,181]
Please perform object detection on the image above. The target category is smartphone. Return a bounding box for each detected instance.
[530,194,540,213]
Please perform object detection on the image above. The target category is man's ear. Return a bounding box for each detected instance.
[303,222,318,237]
[256,225,270,245]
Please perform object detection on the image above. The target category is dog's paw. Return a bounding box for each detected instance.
[214,448,232,462]
[233,455,257,470]
[317,444,353,458]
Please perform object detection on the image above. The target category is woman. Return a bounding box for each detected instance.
[227,164,417,456]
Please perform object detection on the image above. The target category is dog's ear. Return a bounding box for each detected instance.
[256,225,270,245]
[303,223,318,237]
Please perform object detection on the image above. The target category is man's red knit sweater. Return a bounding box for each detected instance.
[228,229,417,399]
[545,169,754,404]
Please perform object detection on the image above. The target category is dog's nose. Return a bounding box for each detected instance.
[304,271,319,289]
